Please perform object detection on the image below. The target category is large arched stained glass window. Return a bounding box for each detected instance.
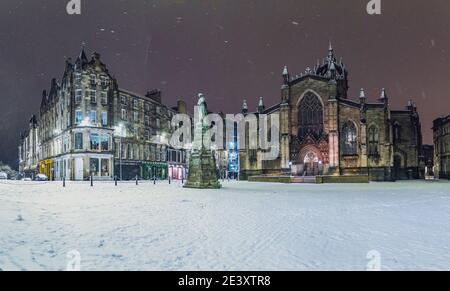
[368,126,379,156]
[342,121,357,155]
[298,92,323,138]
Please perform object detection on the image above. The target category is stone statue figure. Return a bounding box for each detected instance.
[197,93,208,134]
[184,93,222,189]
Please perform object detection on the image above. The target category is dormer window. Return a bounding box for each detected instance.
[100,76,108,87]
[75,73,82,82]
[121,95,127,104]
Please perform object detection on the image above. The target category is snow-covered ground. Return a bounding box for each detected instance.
[1,180,450,271]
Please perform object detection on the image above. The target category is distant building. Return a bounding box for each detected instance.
[238,44,424,181]
[433,115,450,179]
[421,145,434,169]
[19,48,186,181]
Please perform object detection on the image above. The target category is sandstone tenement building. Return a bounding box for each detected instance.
[433,115,450,179]
[19,48,187,181]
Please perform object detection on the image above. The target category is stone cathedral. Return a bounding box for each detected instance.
[239,45,424,181]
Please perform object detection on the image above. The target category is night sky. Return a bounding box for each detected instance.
[1,0,450,168]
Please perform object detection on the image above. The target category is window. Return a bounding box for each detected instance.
[144,147,149,161]
[156,106,161,114]
[89,111,97,123]
[75,132,83,150]
[121,143,126,159]
[134,111,139,122]
[156,146,161,161]
[161,146,166,161]
[393,123,402,143]
[90,133,100,150]
[90,158,99,174]
[368,126,379,156]
[100,92,108,104]
[298,92,323,138]
[144,130,150,141]
[127,144,133,159]
[134,99,139,108]
[120,95,127,105]
[75,73,82,82]
[101,135,109,151]
[145,103,150,111]
[75,90,82,104]
[156,118,160,128]
[90,74,97,86]
[75,110,83,125]
[101,111,108,126]
[101,159,109,176]
[90,90,96,103]
[100,76,108,87]
[144,115,150,126]
[342,121,357,155]
[150,145,156,160]
[121,109,127,120]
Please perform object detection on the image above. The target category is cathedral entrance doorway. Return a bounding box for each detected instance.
[303,152,320,176]
[295,145,324,176]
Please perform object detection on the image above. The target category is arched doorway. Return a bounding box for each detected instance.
[394,153,405,180]
[304,152,320,176]
[297,145,323,176]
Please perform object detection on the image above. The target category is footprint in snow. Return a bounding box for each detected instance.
[16,215,24,222]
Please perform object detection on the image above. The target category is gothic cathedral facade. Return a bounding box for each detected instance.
[239,45,424,181]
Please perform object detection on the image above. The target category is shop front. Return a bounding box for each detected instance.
[168,164,186,180]
[39,159,53,180]
[141,162,168,180]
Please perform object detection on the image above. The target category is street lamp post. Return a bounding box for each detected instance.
[115,123,126,181]
[119,136,123,181]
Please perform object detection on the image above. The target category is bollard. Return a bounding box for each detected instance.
[153,176,156,185]
[63,176,66,188]
[115,175,117,186]
[136,175,138,186]
[90,174,93,187]
[169,177,171,184]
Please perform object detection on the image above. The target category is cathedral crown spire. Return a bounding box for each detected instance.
[242,99,248,114]
[360,88,366,99]
[380,88,388,100]
[282,65,290,84]
[327,42,335,61]
[257,97,265,113]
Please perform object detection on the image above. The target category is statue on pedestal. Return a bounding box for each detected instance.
[183,94,222,189]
